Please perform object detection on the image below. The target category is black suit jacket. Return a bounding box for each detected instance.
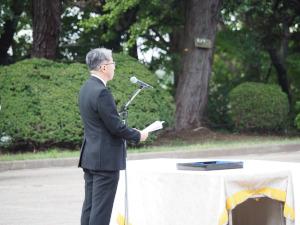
[78,76,140,171]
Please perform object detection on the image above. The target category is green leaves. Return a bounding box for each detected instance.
[228,82,289,131]
[111,53,174,132]
[79,0,140,32]
[0,54,174,150]
[0,58,87,150]
[295,101,300,130]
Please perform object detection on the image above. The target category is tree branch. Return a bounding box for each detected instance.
[64,0,103,10]
[150,28,169,46]
[142,32,169,51]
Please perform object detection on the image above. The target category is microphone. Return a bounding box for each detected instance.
[130,76,153,88]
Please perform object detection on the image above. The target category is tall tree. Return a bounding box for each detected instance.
[59,0,138,61]
[264,0,300,104]
[80,0,223,131]
[31,0,61,59]
[224,0,300,104]
[0,0,25,65]
[175,0,222,131]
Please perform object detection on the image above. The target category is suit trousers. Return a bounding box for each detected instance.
[81,169,120,225]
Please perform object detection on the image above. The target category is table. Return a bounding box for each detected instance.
[110,159,298,225]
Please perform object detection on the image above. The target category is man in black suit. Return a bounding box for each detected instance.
[78,48,148,225]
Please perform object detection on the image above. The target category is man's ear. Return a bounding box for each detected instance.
[100,65,106,72]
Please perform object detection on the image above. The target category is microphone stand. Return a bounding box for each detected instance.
[119,88,143,122]
[119,86,145,225]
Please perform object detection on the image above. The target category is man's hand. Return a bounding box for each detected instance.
[139,130,149,142]
[133,128,149,142]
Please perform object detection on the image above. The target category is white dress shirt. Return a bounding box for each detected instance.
[91,74,106,86]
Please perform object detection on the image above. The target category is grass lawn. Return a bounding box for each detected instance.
[0,135,299,161]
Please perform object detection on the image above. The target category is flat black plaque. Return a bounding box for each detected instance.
[176,161,243,171]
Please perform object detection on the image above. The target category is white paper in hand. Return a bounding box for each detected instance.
[143,121,165,133]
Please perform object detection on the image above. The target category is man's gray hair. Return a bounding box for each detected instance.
[86,48,112,71]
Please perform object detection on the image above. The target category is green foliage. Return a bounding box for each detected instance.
[0,55,174,150]
[220,0,300,126]
[79,0,182,49]
[228,82,289,131]
[0,58,86,150]
[208,30,244,127]
[0,0,11,34]
[0,0,30,62]
[208,29,272,127]
[59,5,106,62]
[288,53,300,104]
[77,0,184,83]
[295,102,300,130]
[209,24,300,129]
[110,53,175,137]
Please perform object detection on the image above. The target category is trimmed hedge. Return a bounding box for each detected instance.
[228,82,289,131]
[0,54,174,150]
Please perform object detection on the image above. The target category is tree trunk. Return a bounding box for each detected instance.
[170,27,185,95]
[175,0,221,131]
[128,41,138,59]
[31,0,61,59]
[268,48,291,103]
[267,17,292,104]
[169,1,186,95]
[0,0,24,65]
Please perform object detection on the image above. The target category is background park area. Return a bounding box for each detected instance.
[1,0,300,160]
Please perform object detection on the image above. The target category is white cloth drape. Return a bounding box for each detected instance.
[110,159,298,225]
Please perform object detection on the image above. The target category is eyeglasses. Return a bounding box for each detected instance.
[100,62,116,67]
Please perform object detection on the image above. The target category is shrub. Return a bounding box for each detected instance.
[295,102,300,130]
[228,82,289,131]
[207,78,233,129]
[0,54,174,151]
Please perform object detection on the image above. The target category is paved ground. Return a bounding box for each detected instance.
[206,149,300,162]
[1,146,300,225]
[0,167,83,225]
[1,143,300,172]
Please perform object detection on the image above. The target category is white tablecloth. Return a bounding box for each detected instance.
[110,159,298,225]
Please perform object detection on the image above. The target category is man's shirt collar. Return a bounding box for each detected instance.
[91,74,106,86]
